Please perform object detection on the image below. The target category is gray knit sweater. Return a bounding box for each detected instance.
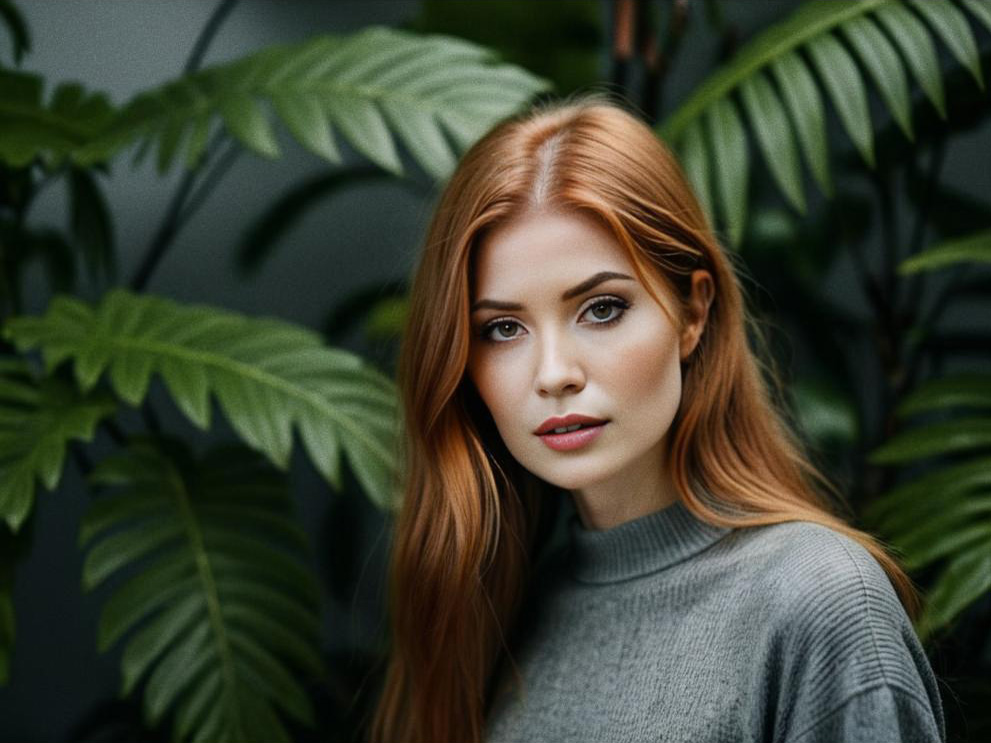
[484,499,945,742]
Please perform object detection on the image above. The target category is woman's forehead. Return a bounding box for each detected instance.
[471,210,635,292]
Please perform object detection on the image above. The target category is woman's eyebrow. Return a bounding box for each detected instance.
[470,271,635,313]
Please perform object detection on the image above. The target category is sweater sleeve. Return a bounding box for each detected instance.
[785,684,943,743]
[770,528,946,743]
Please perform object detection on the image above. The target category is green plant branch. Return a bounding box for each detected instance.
[831,176,902,505]
[129,157,200,293]
[184,0,239,75]
[866,165,905,502]
[872,168,899,342]
[177,139,242,227]
[900,132,949,394]
[904,261,975,388]
[129,0,239,293]
[904,133,948,309]
[23,160,68,218]
[126,0,240,443]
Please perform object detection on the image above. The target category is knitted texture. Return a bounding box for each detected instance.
[484,499,946,743]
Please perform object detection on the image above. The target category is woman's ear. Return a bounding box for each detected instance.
[679,270,714,360]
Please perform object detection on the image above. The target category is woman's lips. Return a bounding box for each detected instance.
[537,422,608,451]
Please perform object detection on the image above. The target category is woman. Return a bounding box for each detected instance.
[367,92,946,743]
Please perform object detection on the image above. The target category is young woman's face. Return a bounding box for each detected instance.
[466,209,705,500]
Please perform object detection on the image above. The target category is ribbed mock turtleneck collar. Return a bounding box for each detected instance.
[568,499,734,584]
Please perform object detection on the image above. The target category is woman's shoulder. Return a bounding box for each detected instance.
[729,521,946,741]
[728,517,902,615]
[730,518,938,692]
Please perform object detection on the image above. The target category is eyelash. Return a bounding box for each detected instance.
[475,295,632,344]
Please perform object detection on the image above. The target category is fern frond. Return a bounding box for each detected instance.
[661,0,990,247]
[72,25,552,179]
[898,228,991,274]
[80,436,324,742]
[864,371,991,639]
[2,290,401,510]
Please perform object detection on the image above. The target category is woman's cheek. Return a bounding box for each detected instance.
[611,327,682,402]
[472,352,523,427]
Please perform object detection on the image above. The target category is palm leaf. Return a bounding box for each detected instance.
[898,228,991,274]
[0,357,117,532]
[70,25,551,179]
[1,290,402,510]
[660,0,989,247]
[80,435,324,742]
[865,371,991,638]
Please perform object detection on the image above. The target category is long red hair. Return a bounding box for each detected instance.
[367,91,922,743]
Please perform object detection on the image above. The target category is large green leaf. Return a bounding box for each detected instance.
[80,435,324,742]
[867,371,991,638]
[661,0,989,246]
[918,537,991,641]
[895,373,991,417]
[1,290,402,510]
[0,69,115,167]
[0,357,117,532]
[864,457,991,533]
[867,417,991,463]
[68,25,552,179]
[898,229,991,274]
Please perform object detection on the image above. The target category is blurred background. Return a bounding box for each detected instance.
[0,1,988,741]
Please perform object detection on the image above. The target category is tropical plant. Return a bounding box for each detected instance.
[635,2,991,737]
[663,0,991,247]
[1,0,989,741]
[648,0,991,644]
[79,435,324,743]
[863,228,991,641]
[0,0,550,740]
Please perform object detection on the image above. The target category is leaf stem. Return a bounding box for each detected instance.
[184,0,240,76]
[177,140,242,226]
[866,165,902,501]
[169,463,242,737]
[900,134,949,394]
[129,0,240,293]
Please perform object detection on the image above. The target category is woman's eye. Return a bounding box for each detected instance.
[484,321,523,342]
[477,297,630,344]
[584,299,626,323]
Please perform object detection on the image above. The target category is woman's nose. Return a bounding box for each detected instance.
[534,332,586,396]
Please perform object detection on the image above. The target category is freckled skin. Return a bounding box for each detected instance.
[465,209,713,531]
